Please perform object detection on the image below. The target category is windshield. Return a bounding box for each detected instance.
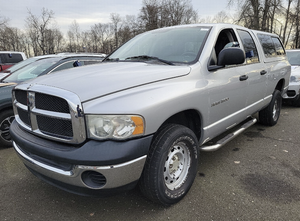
[106,26,210,64]
[4,56,39,73]
[286,51,300,66]
[3,57,60,83]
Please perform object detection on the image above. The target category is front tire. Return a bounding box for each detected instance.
[0,109,15,147]
[259,90,282,126]
[139,124,199,205]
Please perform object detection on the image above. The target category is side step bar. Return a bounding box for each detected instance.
[200,117,257,152]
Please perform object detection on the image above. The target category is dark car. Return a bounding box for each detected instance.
[0,54,104,147]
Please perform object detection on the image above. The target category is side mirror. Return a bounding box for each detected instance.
[208,47,245,71]
[217,47,245,66]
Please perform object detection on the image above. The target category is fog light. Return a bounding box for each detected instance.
[81,171,107,189]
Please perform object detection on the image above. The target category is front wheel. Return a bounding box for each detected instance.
[139,124,199,205]
[259,90,282,126]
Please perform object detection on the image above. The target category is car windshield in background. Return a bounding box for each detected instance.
[3,56,39,73]
[286,51,300,66]
[106,26,210,64]
[2,57,60,83]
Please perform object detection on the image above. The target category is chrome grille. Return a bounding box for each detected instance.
[14,90,27,105]
[17,107,30,126]
[36,115,73,138]
[12,84,86,144]
[35,93,70,113]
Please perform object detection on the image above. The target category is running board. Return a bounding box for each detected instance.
[200,117,257,152]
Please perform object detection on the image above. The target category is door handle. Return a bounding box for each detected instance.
[239,75,248,81]
[260,70,267,75]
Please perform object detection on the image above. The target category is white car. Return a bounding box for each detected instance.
[284,49,300,106]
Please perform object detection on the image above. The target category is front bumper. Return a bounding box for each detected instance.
[283,82,300,99]
[10,120,153,196]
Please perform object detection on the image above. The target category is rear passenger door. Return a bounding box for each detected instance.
[235,29,268,114]
[256,33,287,97]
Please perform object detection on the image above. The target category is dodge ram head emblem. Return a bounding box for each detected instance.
[76,105,83,118]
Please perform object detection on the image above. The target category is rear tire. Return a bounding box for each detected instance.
[139,124,199,205]
[259,90,282,126]
[0,109,14,147]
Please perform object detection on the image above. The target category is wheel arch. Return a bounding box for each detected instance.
[159,109,202,141]
[275,78,285,93]
[0,103,13,114]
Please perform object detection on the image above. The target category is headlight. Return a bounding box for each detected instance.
[290,75,300,82]
[86,115,144,140]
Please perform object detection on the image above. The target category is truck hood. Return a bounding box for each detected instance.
[23,62,191,102]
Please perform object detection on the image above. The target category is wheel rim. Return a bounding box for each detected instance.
[272,99,280,121]
[164,142,191,190]
[0,115,14,142]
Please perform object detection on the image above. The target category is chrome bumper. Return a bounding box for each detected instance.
[283,83,300,99]
[14,141,146,189]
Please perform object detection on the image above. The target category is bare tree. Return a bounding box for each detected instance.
[213,11,230,23]
[110,13,123,48]
[0,16,8,28]
[26,8,55,55]
[67,20,82,52]
[139,0,197,30]
[161,0,197,26]
[282,0,293,45]
[139,0,161,30]
[0,26,25,51]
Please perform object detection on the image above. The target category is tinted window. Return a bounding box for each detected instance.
[0,53,23,64]
[286,51,300,65]
[272,37,285,55]
[83,60,102,65]
[51,61,76,73]
[237,30,259,64]
[3,58,59,83]
[257,34,277,57]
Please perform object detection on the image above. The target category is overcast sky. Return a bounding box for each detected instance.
[0,0,232,34]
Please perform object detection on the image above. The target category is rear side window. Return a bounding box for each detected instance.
[257,34,285,57]
[272,37,285,55]
[237,30,259,64]
[51,59,102,73]
[0,53,24,64]
[51,61,76,73]
[83,60,102,65]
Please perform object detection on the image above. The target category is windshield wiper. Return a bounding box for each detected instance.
[125,55,174,65]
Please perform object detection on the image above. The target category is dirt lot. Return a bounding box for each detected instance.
[1,104,300,221]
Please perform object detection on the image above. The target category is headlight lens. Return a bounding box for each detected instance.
[290,75,300,82]
[86,115,144,140]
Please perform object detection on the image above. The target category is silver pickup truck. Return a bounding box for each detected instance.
[10,23,290,205]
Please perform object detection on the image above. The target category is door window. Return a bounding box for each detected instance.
[237,30,259,64]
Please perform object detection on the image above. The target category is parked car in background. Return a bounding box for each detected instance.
[0,51,27,72]
[283,49,300,106]
[0,53,104,147]
[0,56,45,80]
